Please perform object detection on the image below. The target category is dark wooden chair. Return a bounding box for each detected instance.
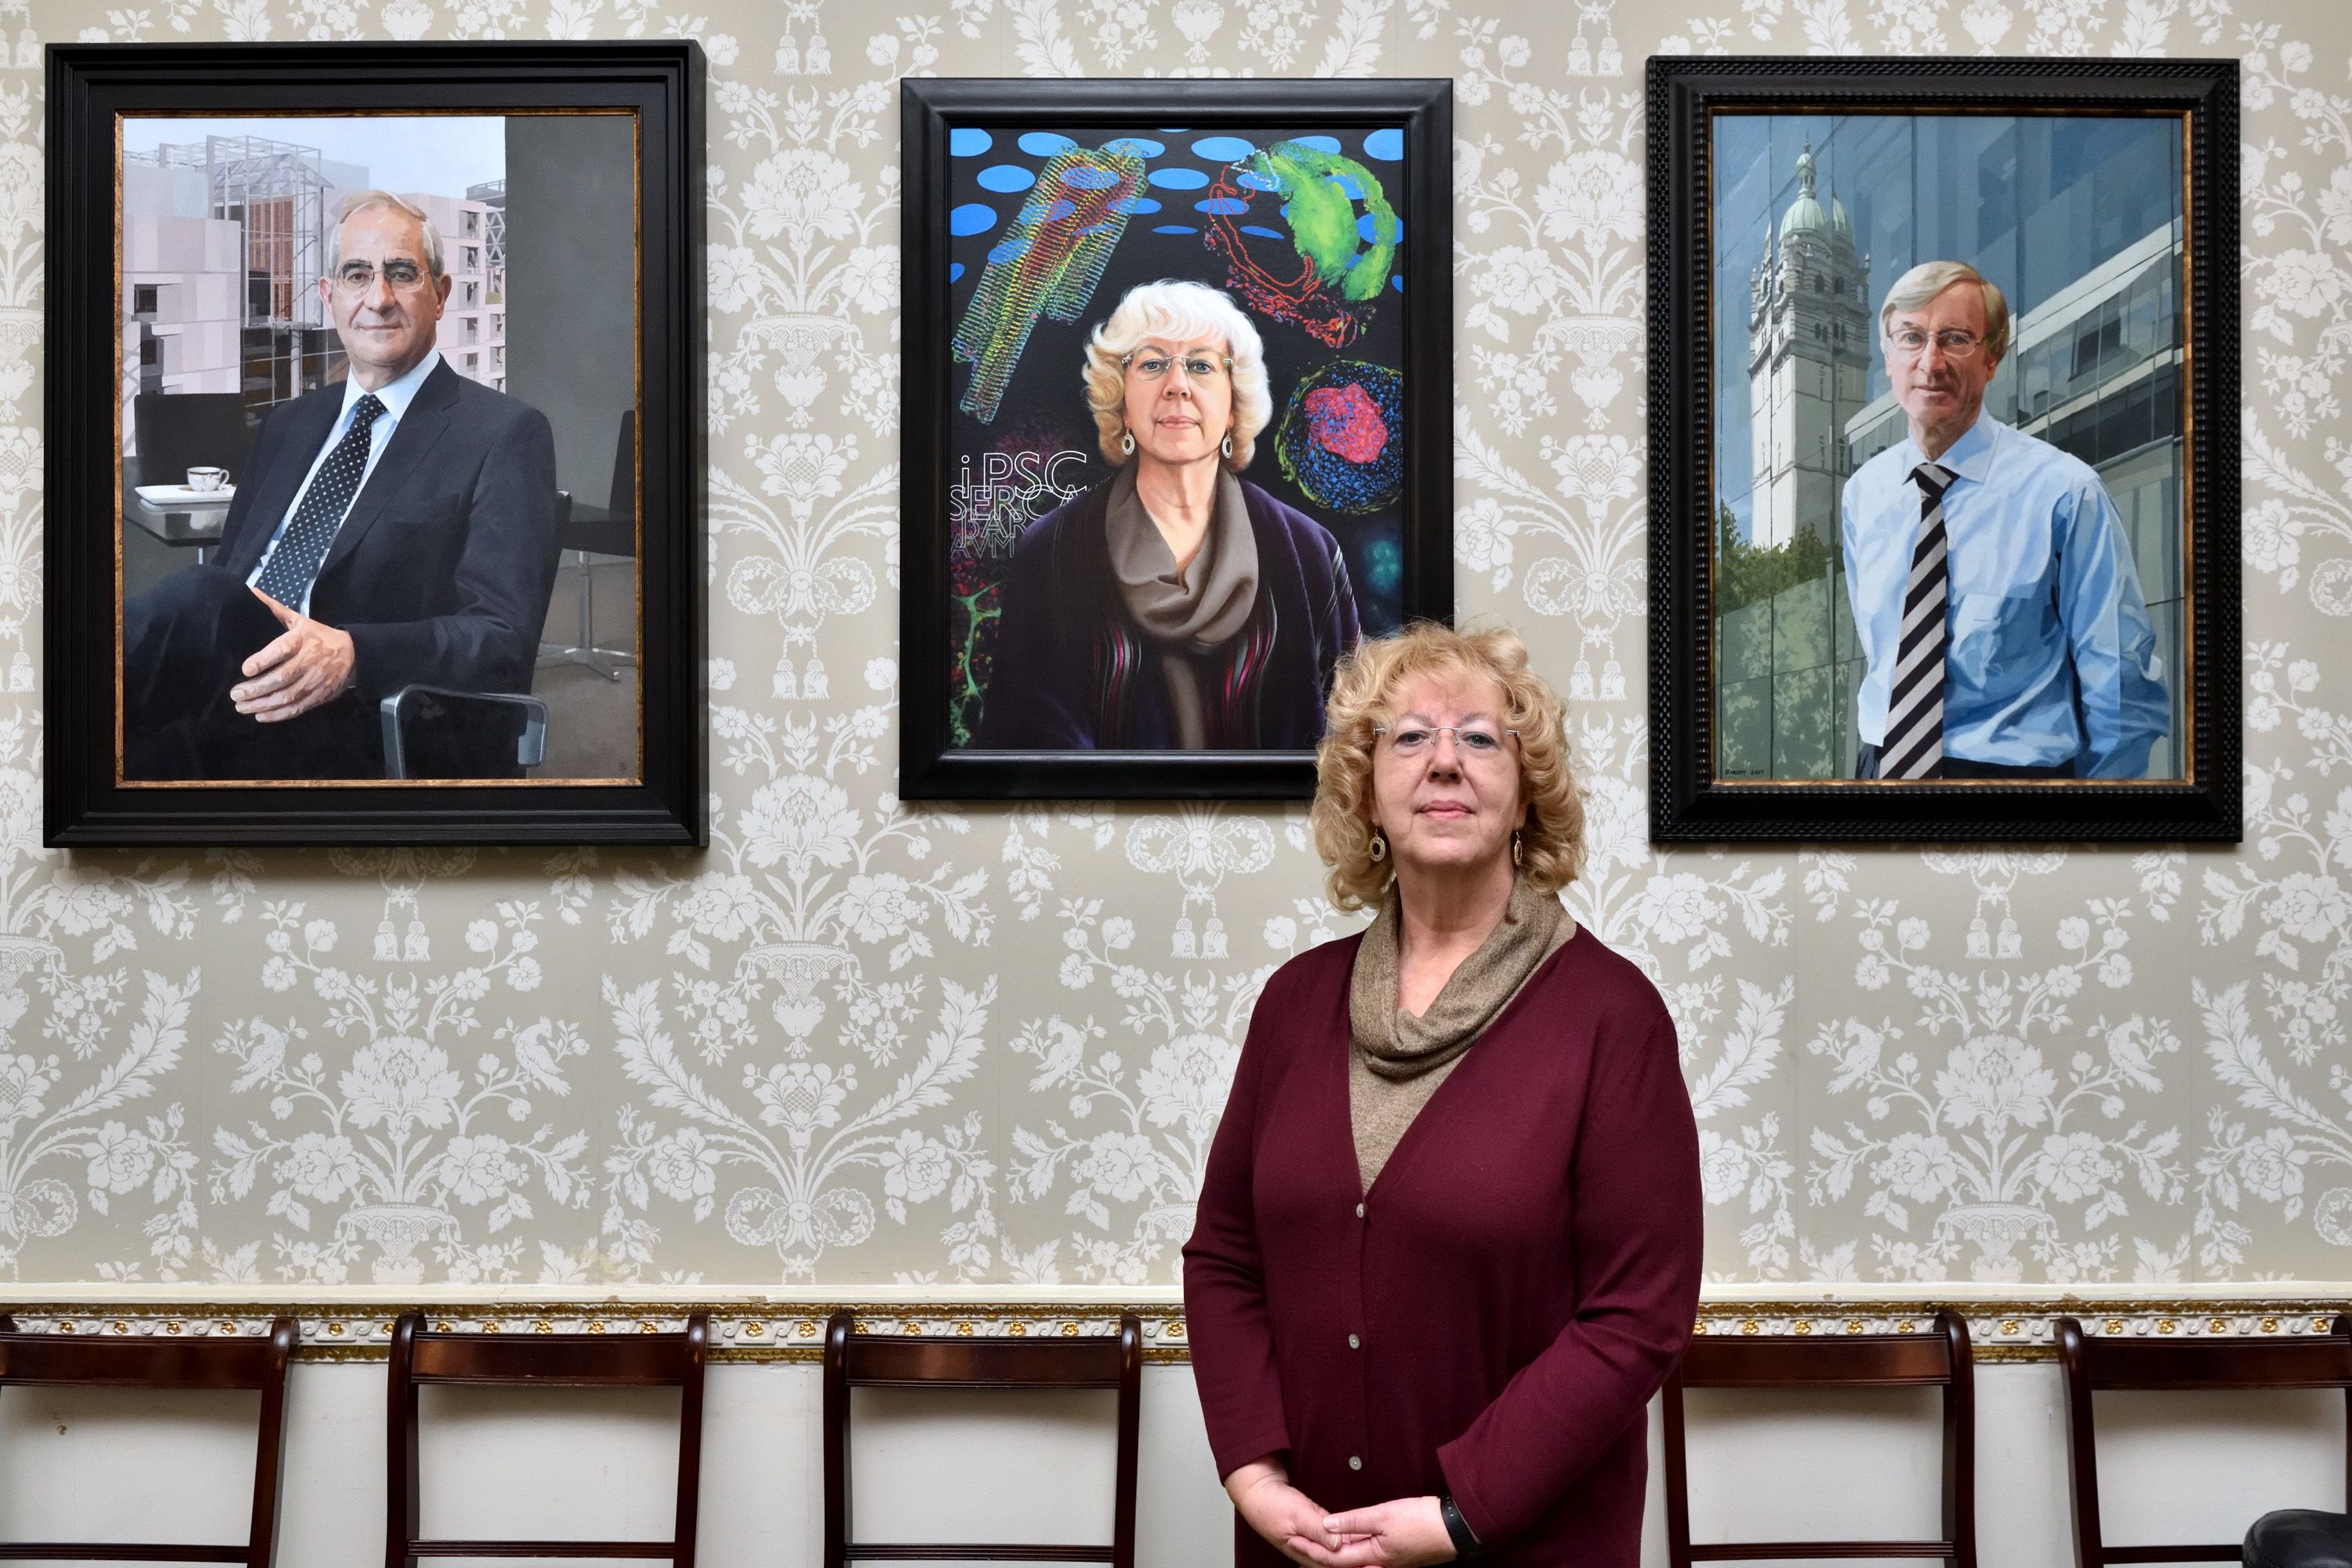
[822,1311,1141,1566]
[385,1310,709,1567]
[2057,1312,2352,1566]
[0,1313,296,1566]
[1664,1308,1976,1567]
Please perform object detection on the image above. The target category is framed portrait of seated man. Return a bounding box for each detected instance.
[1647,56,2241,844]
[44,42,706,845]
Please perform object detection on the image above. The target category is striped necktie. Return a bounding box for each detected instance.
[255,393,386,608]
[1881,460,1958,780]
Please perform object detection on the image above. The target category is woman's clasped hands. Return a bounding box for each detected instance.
[1226,1459,1461,1566]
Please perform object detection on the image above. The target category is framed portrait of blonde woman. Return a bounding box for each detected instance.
[1648,56,2241,844]
[897,78,1454,800]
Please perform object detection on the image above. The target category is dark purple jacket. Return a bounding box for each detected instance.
[1183,931,1704,1566]
[975,476,1360,750]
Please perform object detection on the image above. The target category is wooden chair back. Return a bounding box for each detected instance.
[822,1311,1141,1566]
[0,1313,296,1566]
[2056,1312,2352,1566]
[384,1310,709,1567]
[1664,1308,1976,1568]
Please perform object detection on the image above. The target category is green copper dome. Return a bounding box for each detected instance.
[1780,144,1834,238]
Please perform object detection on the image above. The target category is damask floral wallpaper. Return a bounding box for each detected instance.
[9,0,2350,1295]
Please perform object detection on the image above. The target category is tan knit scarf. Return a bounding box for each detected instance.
[1104,465,1260,750]
[1348,877,1573,1192]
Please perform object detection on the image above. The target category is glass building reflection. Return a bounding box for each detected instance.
[1711,113,2187,781]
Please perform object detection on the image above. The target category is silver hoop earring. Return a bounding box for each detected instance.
[1120,430,1135,457]
[1367,827,1387,863]
[1221,433,1234,460]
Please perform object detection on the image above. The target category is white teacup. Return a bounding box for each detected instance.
[186,466,227,492]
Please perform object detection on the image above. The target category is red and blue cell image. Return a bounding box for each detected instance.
[1276,361,1404,515]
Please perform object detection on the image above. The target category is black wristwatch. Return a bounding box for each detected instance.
[1439,1493,1484,1559]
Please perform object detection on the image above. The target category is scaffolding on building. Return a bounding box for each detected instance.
[466,179,506,303]
[203,136,328,326]
[185,134,346,406]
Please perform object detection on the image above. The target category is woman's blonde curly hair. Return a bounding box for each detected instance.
[1081,280,1271,470]
[1311,620,1584,913]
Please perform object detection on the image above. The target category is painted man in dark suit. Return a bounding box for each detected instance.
[122,190,562,780]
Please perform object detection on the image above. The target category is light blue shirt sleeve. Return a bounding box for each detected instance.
[1840,414,2169,777]
[2053,470,2169,778]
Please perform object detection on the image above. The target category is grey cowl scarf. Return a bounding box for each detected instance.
[1348,877,1574,1192]
[1104,463,1259,749]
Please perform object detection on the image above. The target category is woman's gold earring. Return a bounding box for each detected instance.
[1512,829,1524,866]
[1368,827,1387,863]
[1120,429,1135,456]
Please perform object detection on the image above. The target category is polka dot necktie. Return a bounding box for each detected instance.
[1881,461,1958,779]
[255,393,386,608]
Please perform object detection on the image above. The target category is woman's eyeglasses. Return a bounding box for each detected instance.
[1374,724,1518,759]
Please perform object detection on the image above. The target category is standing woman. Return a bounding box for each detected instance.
[1183,622,1702,1566]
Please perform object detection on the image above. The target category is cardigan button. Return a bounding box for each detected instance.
[1354,1203,1366,1219]
[1348,1455,1363,1471]
[1348,1333,1360,1349]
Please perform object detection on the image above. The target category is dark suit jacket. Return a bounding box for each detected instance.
[213,359,563,703]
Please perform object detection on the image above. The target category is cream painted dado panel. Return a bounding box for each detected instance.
[0,1356,2340,1568]
[6,0,2350,1292]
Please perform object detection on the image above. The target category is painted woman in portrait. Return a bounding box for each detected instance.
[975,280,1362,750]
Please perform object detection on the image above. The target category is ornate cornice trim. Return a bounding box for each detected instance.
[2,1290,2347,1364]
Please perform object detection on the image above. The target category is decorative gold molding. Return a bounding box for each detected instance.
[1,1295,2344,1364]
[1684,1299,2352,1363]
[0,1303,1195,1364]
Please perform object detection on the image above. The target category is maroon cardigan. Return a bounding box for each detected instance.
[1181,927,1702,1565]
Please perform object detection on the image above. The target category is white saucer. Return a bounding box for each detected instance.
[135,484,236,505]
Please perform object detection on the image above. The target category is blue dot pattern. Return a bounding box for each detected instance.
[255,394,385,607]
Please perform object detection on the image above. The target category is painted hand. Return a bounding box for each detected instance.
[231,589,357,722]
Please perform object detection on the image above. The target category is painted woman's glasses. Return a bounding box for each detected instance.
[1122,352,1231,382]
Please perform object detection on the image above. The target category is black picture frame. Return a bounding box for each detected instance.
[45,41,706,846]
[1647,56,2240,844]
[897,78,1454,801]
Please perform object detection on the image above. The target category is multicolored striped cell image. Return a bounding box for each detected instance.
[940,123,1410,750]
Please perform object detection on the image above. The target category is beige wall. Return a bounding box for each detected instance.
[14,0,2352,1298]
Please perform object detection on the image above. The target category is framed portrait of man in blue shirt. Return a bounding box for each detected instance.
[1648,56,2241,844]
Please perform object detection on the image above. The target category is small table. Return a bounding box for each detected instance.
[129,484,234,564]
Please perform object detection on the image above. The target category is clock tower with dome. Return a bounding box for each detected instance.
[1746,143,1871,550]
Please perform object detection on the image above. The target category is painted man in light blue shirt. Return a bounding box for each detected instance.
[1842,260,2169,779]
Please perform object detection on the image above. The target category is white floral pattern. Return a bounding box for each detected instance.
[207,898,591,1283]
[4,0,2347,1290]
